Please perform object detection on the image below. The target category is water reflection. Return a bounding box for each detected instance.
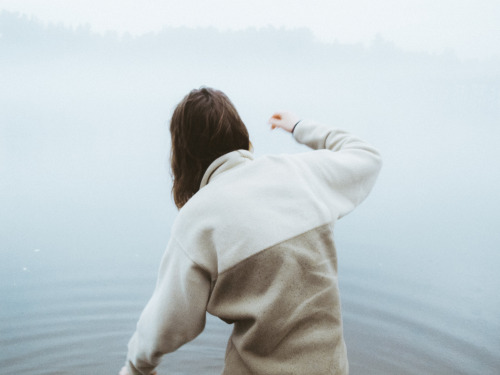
[340,263,500,375]
[1,244,498,375]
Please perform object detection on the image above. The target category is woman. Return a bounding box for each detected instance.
[120,87,382,375]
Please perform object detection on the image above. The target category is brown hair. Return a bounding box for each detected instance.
[170,87,250,209]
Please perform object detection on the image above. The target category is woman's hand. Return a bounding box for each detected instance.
[268,112,301,133]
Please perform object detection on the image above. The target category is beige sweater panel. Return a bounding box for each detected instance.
[207,224,349,375]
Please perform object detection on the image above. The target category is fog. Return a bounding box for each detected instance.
[1,11,499,373]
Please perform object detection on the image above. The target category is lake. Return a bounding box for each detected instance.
[1,215,499,374]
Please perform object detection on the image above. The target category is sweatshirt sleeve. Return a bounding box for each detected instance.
[125,237,211,375]
[292,119,382,219]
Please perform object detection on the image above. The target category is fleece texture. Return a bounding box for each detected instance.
[125,120,382,375]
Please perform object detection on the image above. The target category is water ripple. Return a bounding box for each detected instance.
[340,270,500,375]
[1,262,498,374]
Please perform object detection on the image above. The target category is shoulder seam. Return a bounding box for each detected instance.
[171,235,210,273]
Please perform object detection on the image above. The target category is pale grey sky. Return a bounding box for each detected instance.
[1,0,499,59]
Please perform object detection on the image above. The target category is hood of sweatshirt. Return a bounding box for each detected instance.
[199,149,254,189]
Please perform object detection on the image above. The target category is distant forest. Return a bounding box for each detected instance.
[3,10,497,69]
[2,10,499,123]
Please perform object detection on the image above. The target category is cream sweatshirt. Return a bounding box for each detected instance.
[125,120,382,375]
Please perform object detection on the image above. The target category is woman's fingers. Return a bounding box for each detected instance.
[268,112,300,133]
[269,113,282,128]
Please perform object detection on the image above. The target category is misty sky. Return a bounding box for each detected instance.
[1,0,499,60]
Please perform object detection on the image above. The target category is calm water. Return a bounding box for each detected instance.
[1,237,498,375]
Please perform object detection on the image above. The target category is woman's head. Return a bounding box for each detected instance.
[170,87,250,209]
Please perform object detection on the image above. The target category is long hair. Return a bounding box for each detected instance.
[170,87,250,209]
